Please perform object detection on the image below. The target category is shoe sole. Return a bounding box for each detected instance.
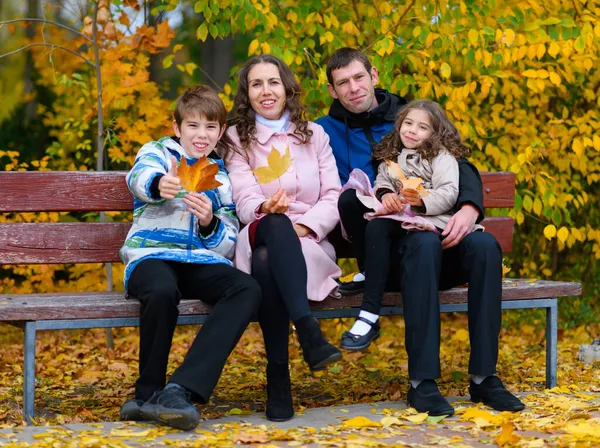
[339,288,364,297]
[309,351,343,372]
[140,405,200,430]
[470,395,525,412]
[340,331,381,351]
[266,413,295,422]
[407,400,455,417]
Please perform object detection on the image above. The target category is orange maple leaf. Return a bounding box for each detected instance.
[177,156,222,193]
[385,161,430,198]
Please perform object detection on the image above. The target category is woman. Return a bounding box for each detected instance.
[225,55,342,422]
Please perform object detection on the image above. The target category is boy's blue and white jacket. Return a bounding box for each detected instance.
[120,136,238,290]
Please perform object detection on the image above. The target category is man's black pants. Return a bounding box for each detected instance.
[338,188,502,379]
[127,259,261,402]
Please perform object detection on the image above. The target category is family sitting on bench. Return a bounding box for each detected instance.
[119,48,524,430]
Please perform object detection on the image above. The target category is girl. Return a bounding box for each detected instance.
[340,99,477,351]
[119,86,261,430]
[225,55,342,422]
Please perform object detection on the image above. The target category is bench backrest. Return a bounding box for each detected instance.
[0,171,515,265]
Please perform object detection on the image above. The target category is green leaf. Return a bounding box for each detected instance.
[194,1,204,13]
[552,209,562,226]
[574,35,585,51]
[162,54,174,69]
[196,23,208,41]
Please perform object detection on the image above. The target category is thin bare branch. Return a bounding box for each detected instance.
[0,43,94,67]
[0,18,93,43]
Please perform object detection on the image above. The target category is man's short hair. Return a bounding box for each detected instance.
[326,48,373,85]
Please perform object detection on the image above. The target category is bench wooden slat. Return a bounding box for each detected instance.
[481,216,514,252]
[480,171,515,208]
[0,280,581,321]
[0,223,130,264]
[0,171,132,212]
[0,171,514,212]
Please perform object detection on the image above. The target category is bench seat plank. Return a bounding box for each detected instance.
[0,279,581,321]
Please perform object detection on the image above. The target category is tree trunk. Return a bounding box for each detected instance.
[203,35,233,89]
[24,0,39,122]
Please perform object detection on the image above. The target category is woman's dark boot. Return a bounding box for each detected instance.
[266,362,294,422]
[294,316,342,371]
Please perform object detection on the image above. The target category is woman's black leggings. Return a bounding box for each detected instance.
[252,214,311,363]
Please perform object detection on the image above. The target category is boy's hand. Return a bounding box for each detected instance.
[184,192,214,227]
[260,188,289,214]
[381,192,405,213]
[401,188,424,207]
[159,156,181,200]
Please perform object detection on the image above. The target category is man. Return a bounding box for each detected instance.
[317,48,524,416]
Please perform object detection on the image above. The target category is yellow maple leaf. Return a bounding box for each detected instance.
[177,156,222,193]
[495,423,521,446]
[252,146,292,184]
[341,416,382,428]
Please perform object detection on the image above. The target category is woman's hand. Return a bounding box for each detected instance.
[159,156,181,200]
[293,223,312,237]
[381,192,405,213]
[183,192,214,227]
[260,188,289,214]
[400,188,424,207]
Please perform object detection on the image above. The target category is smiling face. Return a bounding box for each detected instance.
[327,59,379,114]
[399,108,434,149]
[247,62,287,120]
[173,113,225,159]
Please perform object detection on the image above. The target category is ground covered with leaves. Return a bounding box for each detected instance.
[1,313,599,446]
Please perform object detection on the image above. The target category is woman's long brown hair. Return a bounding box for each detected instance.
[231,55,312,154]
[373,99,471,162]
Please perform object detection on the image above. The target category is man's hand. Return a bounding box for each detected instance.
[183,192,214,227]
[400,188,424,207]
[442,204,479,249]
[293,223,312,237]
[159,156,181,200]
[381,192,405,213]
[260,188,289,214]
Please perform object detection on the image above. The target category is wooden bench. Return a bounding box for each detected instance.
[0,170,582,423]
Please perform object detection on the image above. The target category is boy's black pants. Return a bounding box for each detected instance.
[338,188,502,379]
[127,259,261,402]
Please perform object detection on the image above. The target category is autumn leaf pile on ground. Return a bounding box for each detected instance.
[1,313,599,445]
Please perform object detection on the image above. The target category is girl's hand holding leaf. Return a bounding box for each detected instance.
[159,156,181,200]
[382,192,405,213]
[401,188,424,207]
[183,192,214,227]
[260,188,289,214]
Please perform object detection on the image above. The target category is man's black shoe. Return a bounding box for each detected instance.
[470,376,525,412]
[338,279,364,296]
[340,318,380,351]
[120,398,151,422]
[140,384,200,430]
[407,380,454,417]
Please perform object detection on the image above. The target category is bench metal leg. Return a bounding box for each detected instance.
[23,321,36,424]
[545,299,558,389]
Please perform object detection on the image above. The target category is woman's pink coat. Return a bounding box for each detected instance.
[226,121,342,301]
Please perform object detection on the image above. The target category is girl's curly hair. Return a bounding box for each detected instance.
[373,99,471,162]
[231,55,312,155]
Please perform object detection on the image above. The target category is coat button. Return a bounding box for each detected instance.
[278,135,287,142]
[287,166,294,173]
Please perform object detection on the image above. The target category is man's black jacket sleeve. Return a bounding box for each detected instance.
[457,159,484,223]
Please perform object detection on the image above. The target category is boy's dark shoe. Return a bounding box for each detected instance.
[266,362,294,422]
[470,376,525,411]
[140,384,200,430]
[295,316,342,371]
[340,318,380,351]
[407,380,455,416]
[120,398,151,422]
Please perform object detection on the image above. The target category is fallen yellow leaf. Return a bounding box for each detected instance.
[404,413,428,424]
[341,416,382,428]
[495,422,521,446]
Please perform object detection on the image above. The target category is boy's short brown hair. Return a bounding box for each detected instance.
[174,85,227,127]
[326,47,373,85]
